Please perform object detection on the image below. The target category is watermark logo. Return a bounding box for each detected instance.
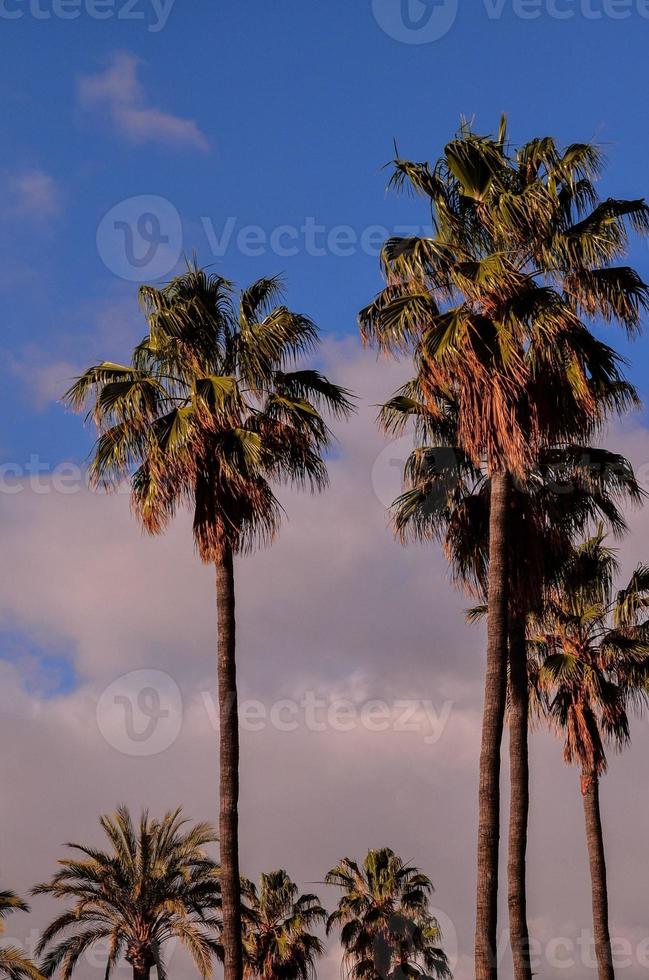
[0,0,175,31]
[200,691,454,745]
[483,0,649,20]
[372,0,459,43]
[96,669,183,756]
[372,436,465,517]
[371,0,649,41]
[372,434,414,510]
[96,195,182,282]
[432,908,459,973]
[96,208,435,278]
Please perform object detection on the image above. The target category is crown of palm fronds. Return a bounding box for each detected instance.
[240,871,325,980]
[0,949,43,980]
[528,529,649,778]
[360,118,647,475]
[382,377,643,602]
[33,807,222,980]
[325,848,451,980]
[0,893,29,927]
[0,889,43,980]
[63,265,355,561]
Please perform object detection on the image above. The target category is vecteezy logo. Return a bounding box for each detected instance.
[371,436,460,511]
[428,908,459,974]
[371,434,414,509]
[96,195,183,282]
[96,669,183,757]
[371,0,458,43]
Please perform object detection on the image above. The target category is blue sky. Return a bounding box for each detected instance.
[3,0,649,468]
[0,0,648,687]
[3,0,649,700]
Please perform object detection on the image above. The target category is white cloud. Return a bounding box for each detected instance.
[8,293,146,411]
[78,52,209,152]
[9,349,80,411]
[6,170,63,221]
[1,340,649,980]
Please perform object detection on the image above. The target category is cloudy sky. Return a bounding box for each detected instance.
[3,3,649,980]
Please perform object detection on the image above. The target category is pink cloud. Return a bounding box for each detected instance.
[1,341,649,980]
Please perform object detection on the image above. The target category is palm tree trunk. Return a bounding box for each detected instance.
[581,770,615,980]
[475,470,511,980]
[217,544,243,980]
[507,610,532,980]
[132,969,150,980]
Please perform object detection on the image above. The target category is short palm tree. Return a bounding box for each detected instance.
[240,870,325,980]
[0,890,42,980]
[530,530,649,980]
[63,267,353,980]
[33,807,221,980]
[360,118,648,980]
[325,848,450,980]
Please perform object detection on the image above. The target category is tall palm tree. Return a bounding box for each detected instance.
[0,890,42,980]
[240,871,325,980]
[63,267,354,980]
[380,379,643,980]
[325,848,450,980]
[360,118,649,980]
[530,530,649,980]
[33,807,221,980]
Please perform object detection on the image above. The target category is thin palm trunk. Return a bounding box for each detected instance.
[581,770,615,980]
[507,610,532,980]
[475,470,511,980]
[217,544,243,980]
[132,969,150,980]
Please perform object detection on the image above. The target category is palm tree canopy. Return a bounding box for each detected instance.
[530,528,649,778]
[0,889,43,980]
[240,870,325,980]
[63,266,354,561]
[360,118,648,475]
[33,807,222,980]
[0,893,29,925]
[325,848,450,980]
[381,377,643,601]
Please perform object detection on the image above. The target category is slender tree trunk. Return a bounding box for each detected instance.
[507,610,532,980]
[132,968,150,980]
[216,545,243,980]
[581,770,615,980]
[475,470,511,980]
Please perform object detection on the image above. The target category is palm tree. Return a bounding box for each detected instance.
[380,379,643,980]
[240,870,325,980]
[33,807,221,980]
[0,890,42,980]
[360,118,649,980]
[530,530,649,980]
[325,848,450,980]
[63,267,354,980]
